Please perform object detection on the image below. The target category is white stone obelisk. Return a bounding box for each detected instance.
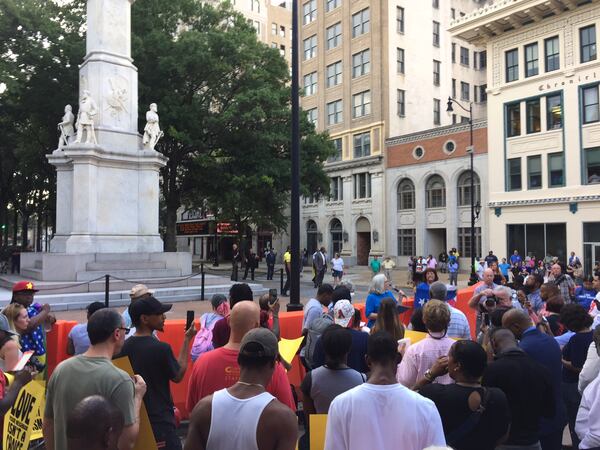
[47,0,167,255]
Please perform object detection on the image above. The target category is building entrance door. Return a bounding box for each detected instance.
[584,243,600,276]
[356,217,371,266]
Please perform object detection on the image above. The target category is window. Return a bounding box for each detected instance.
[461,82,470,101]
[508,158,522,191]
[460,46,469,66]
[548,152,564,187]
[444,140,456,154]
[458,227,481,258]
[432,0,439,8]
[307,108,318,127]
[451,8,456,19]
[581,25,597,63]
[326,22,342,50]
[280,26,285,37]
[279,45,285,57]
[585,147,600,184]
[397,179,415,210]
[478,85,487,103]
[506,49,519,82]
[326,0,340,12]
[397,7,404,33]
[271,23,277,35]
[326,61,342,87]
[526,99,541,134]
[252,20,261,35]
[327,99,343,125]
[413,146,424,159]
[583,85,600,124]
[352,8,370,38]
[303,0,317,25]
[546,93,562,129]
[525,43,539,77]
[478,51,487,69]
[352,49,370,78]
[397,89,405,116]
[397,229,416,256]
[397,48,405,74]
[507,102,521,137]
[433,21,440,47]
[426,175,446,208]
[433,60,441,86]
[452,79,456,98]
[353,132,370,158]
[545,36,560,72]
[353,173,371,198]
[452,43,456,63]
[457,171,481,206]
[303,35,317,60]
[433,98,441,125]
[352,90,371,118]
[303,72,317,96]
[329,138,342,162]
[507,223,566,267]
[330,177,343,201]
[527,155,542,189]
[251,0,260,12]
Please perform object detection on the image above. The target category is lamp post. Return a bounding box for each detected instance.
[446,97,480,286]
[287,0,302,311]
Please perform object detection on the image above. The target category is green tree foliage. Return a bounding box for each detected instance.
[0,0,85,247]
[132,1,334,250]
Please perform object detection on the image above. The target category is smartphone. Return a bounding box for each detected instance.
[269,288,278,305]
[185,310,195,331]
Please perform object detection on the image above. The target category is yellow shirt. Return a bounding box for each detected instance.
[283,251,291,263]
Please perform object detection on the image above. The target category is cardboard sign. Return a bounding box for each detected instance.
[278,337,304,366]
[3,380,44,450]
[112,357,158,450]
[309,414,328,450]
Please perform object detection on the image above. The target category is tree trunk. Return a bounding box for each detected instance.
[162,154,181,252]
[36,214,43,251]
[164,199,178,252]
[21,213,29,248]
[13,209,18,246]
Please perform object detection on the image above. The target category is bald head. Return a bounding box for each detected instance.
[67,395,123,450]
[502,308,532,339]
[490,328,518,355]
[482,268,494,285]
[229,300,260,344]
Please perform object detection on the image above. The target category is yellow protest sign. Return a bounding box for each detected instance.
[404,330,428,344]
[29,382,45,441]
[309,414,328,450]
[3,380,44,450]
[112,357,158,450]
[278,337,304,365]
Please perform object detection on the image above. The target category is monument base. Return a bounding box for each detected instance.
[20,252,192,282]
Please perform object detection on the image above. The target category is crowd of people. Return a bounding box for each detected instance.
[0,246,599,449]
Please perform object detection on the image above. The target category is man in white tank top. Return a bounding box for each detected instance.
[185,328,297,450]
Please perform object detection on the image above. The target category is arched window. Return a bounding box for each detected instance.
[426,175,446,208]
[306,220,318,254]
[397,178,415,210]
[457,171,481,207]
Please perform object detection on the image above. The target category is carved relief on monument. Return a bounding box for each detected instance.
[105,75,129,124]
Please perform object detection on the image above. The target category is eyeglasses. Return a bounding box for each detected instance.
[118,327,131,334]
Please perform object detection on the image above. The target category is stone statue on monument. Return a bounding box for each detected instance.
[74,90,98,144]
[142,103,163,150]
[57,105,75,149]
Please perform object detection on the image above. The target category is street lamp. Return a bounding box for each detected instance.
[287,0,302,311]
[446,97,480,286]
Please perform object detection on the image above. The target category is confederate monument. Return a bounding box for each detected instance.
[20,0,191,281]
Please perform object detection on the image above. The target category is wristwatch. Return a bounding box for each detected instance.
[424,369,435,382]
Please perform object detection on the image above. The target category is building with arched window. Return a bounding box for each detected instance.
[386,120,488,266]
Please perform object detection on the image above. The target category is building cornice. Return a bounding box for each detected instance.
[324,154,383,172]
[489,194,600,207]
[386,119,487,146]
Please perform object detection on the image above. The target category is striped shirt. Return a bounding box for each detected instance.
[447,305,471,340]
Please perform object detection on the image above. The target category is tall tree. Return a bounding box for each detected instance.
[132,1,333,251]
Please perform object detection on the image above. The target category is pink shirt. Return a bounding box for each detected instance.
[396,335,454,387]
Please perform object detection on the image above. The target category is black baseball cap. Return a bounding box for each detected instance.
[128,296,172,323]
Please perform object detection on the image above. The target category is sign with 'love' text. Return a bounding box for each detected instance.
[3,381,44,450]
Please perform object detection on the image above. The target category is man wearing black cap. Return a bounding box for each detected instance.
[185,328,298,450]
[117,296,197,450]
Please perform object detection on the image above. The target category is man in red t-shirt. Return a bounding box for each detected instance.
[186,301,295,413]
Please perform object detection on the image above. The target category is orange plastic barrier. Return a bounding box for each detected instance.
[44,287,480,419]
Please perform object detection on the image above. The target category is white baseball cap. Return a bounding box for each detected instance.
[333,300,354,328]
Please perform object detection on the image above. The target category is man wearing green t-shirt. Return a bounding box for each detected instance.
[43,309,147,450]
[370,256,381,276]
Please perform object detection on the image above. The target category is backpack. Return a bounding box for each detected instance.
[191,313,222,361]
[304,313,334,369]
